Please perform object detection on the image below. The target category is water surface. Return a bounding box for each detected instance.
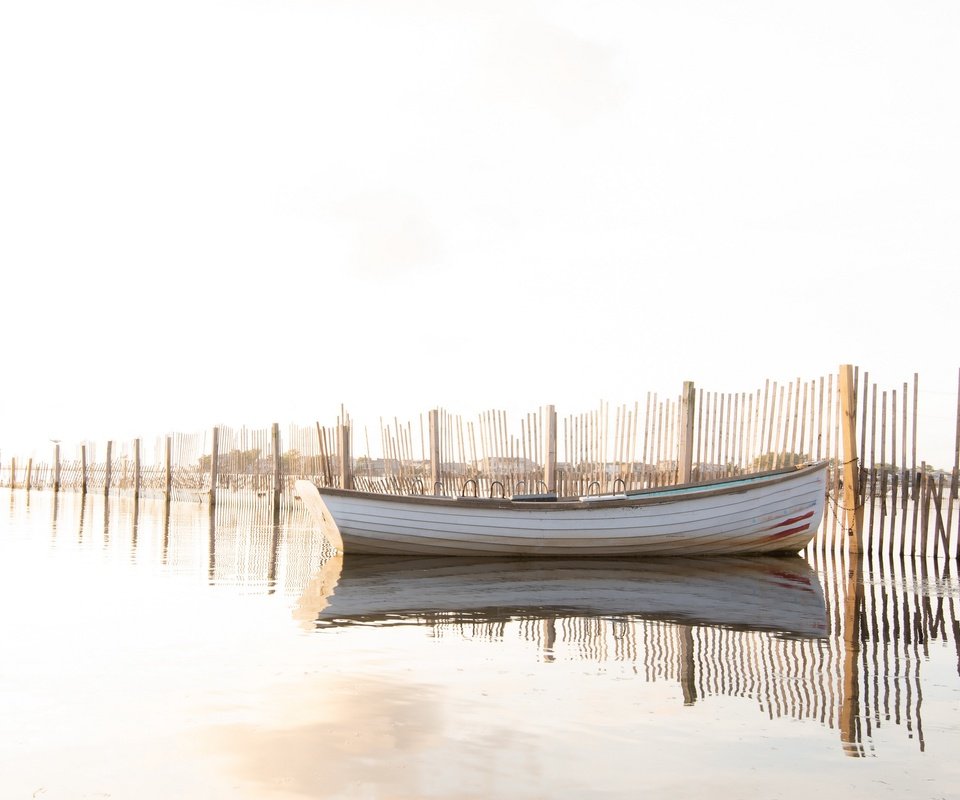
[1,489,958,799]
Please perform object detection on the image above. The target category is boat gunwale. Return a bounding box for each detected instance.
[308,461,828,512]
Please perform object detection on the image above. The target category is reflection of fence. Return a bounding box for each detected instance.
[3,366,959,557]
[423,557,957,757]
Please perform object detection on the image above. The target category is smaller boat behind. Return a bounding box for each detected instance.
[295,461,828,557]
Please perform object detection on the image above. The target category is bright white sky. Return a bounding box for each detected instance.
[1,0,958,466]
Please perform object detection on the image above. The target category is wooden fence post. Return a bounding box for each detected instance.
[338,423,352,490]
[678,381,696,484]
[133,438,141,499]
[53,443,61,493]
[104,440,113,497]
[272,422,282,507]
[952,366,960,501]
[164,436,172,498]
[209,427,219,506]
[25,458,33,492]
[429,409,441,494]
[80,446,88,495]
[839,365,864,555]
[8,458,14,489]
[544,404,557,494]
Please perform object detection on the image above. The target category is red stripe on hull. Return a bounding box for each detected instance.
[765,524,811,542]
[766,510,815,530]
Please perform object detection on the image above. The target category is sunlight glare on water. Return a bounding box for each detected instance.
[1,489,959,799]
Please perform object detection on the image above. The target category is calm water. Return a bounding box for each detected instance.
[2,489,959,799]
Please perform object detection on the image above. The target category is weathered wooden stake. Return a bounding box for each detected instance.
[839,365,864,555]
[678,381,696,484]
[133,438,141,499]
[53,444,61,493]
[272,422,282,507]
[338,423,353,490]
[104,440,113,497]
[544,404,557,494]
[25,458,33,492]
[8,458,14,489]
[209,427,219,506]
[953,366,960,501]
[163,436,172,498]
[429,409,441,494]
[80,445,88,494]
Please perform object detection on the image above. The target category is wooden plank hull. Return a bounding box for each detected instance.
[294,461,828,557]
[297,554,828,639]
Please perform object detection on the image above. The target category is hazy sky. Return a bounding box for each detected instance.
[2,0,958,465]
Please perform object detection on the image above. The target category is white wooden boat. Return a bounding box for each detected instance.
[294,461,828,557]
[296,554,828,639]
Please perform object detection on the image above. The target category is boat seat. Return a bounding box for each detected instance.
[510,492,558,502]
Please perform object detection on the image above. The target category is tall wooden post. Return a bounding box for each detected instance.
[104,440,113,497]
[338,423,353,490]
[133,438,141,499]
[164,436,172,498]
[209,427,219,507]
[678,381,696,484]
[839,365,864,555]
[952,366,960,501]
[271,422,282,508]
[8,458,14,489]
[544,404,557,494]
[25,458,33,492]
[80,445,88,495]
[53,443,61,493]
[429,409,441,494]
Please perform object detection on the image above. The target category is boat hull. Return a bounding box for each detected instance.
[295,462,828,557]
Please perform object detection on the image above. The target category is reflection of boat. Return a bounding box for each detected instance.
[294,461,828,556]
[299,554,828,639]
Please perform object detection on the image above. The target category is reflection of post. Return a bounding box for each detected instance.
[78,493,87,542]
[51,490,59,535]
[268,508,281,595]
[678,625,698,706]
[542,617,556,663]
[162,496,171,564]
[208,501,216,585]
[131,493,140,556]
[103,496,111,545]
[840,559,865,757]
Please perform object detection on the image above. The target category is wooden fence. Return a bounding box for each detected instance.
[3,365,959,559]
